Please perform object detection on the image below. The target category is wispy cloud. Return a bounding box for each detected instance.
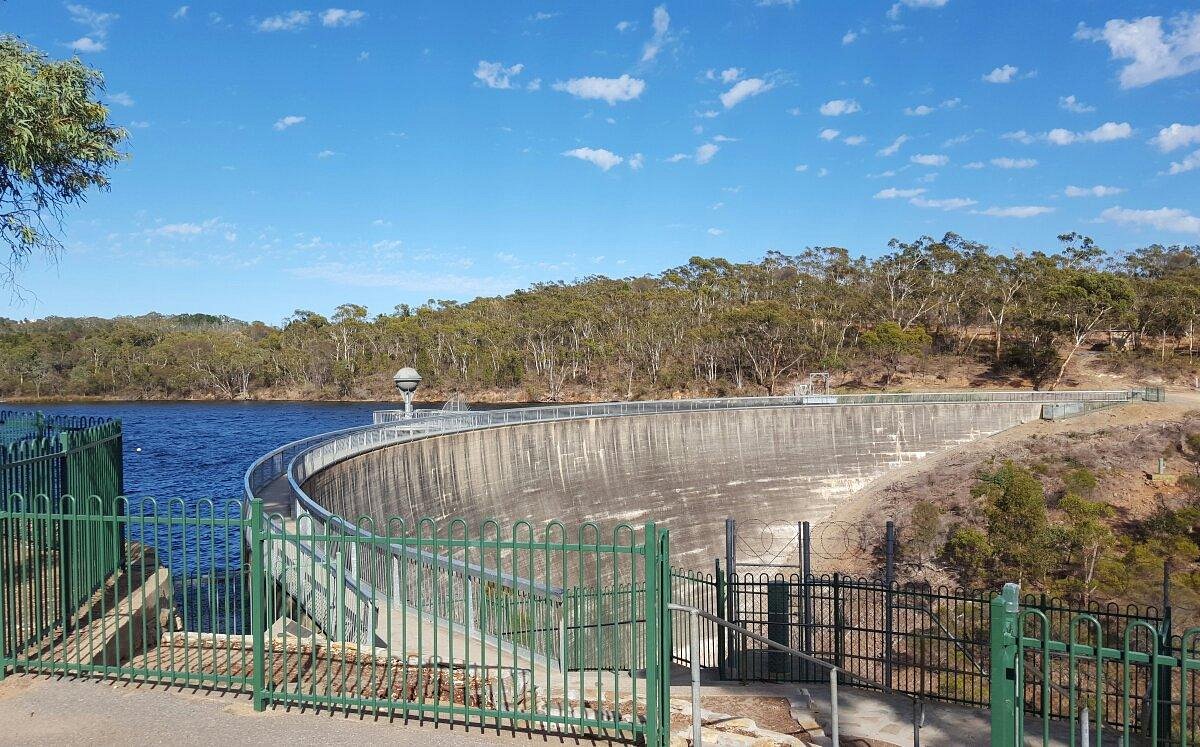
[66,3,118,52]
[910,153,948,166]
[819,98,861,116]
[1064,185,1124,197]
[1100,206,1200,234]
[877,134,910,156]
[1045,121,1132,145]
[320,9,366,27]
[257,10,311,32]
[874,187,926,199]
[562,147,623,171]
[982,64,1019,83]
[990,157,1038,169]
[107,91,134,107]
[976,205,1054,218]
[910,195,976,210]
[474,61,525,90]
[273,115,306,130]
[1058,94,1095,113]
[720,78,774,109]
[641,5,673,62]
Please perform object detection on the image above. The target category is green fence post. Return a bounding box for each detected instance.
[989,583,1021,747]
[0,498,7,683]
[249,497,266,712]
[642,523,672,747]
[658,527,672,741]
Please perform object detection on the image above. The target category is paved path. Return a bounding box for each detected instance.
[0,675,615,746]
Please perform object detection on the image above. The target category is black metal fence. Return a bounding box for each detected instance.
[671,567,1168,713]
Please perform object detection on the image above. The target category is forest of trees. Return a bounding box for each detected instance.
[2,232,1199,401]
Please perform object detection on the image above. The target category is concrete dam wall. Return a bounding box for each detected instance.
[302,402,1043,568]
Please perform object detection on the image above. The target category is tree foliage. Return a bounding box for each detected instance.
[1,234,1198,400]
[0,36,126,284]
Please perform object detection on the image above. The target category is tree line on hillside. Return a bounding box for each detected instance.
[2,233,1199,400]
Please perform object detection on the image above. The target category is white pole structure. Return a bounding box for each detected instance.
[393,367,422,418]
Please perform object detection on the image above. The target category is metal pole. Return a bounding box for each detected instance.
[690,608,702,747]
[1080,707,1089,746]
[725,518,738,679]
[913,699,923,747]
[249,496,266,711]
[801,521,813,661]
[829,668,839,746]
[884,521,895,690]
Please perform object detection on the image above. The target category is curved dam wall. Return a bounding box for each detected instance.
[302,402,1042,568]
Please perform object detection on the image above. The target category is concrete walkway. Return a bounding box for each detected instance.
[0,675,618,746]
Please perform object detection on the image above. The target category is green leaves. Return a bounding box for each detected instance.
[0,35,127,282]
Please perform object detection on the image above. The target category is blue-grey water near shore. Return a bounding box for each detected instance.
[4,400,499,631]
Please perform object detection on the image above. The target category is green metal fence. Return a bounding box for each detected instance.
[1,414,124,657]
[1,495,675,745]
[989,583,1200,746]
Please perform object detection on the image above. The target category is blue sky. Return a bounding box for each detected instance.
[4,1,1200,322]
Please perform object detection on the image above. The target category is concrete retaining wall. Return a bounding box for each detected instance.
[303,402,1043,565]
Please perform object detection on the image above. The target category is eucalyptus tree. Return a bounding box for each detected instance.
[0,37,126,285]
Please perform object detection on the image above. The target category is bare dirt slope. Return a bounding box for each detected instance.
[835,393,1200,582]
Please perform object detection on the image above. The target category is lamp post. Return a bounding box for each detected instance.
[393,367,422,419]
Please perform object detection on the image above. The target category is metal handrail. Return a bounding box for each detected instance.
[668,602,923,746]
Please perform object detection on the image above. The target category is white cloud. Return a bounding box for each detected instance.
[817,168,829,177]
[819,128,841,141]
[68,37,106,52]
[642,5,672,62]
[720,78,774,109]
[474,61,525,90]
[887,0,948,20]
[173,5,189,19]
[877,134,910,156]
[842,30,858,45]
[108,91,134,107]
[963,161,985,169]
[910,196,976,210]
[875,187,926,199]
[1058,94,1095,113]
[1151,123,1200,152]
[258,10,311,32]
[794,164,809,172]
[273,115,306,130]
[942,133,972,147]
[553,75,645,104]
[1075,13,1200,88]
[991,157,1038,169]
[1165,150,1200,175]
[562,147,623,171]
[527,78,541,91]
[628,153,645,170]
[982,64,1019,83]
[707,227,725,236]
[1064,185,1125,197]
[820,98,861,116]
[1045,121,1133,145]
[1100,206,1200,234]
[316,149,337,159]
[710,67,742,83]
[843,135,867,146]
[977,205,1054,218]
[695,142,720,164]
[1001,130,1035,144]
[320,9,366,27]
[616,20,634,33]
[911,153,948,166]
[153,223,204,237]
[905,105,934,116]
